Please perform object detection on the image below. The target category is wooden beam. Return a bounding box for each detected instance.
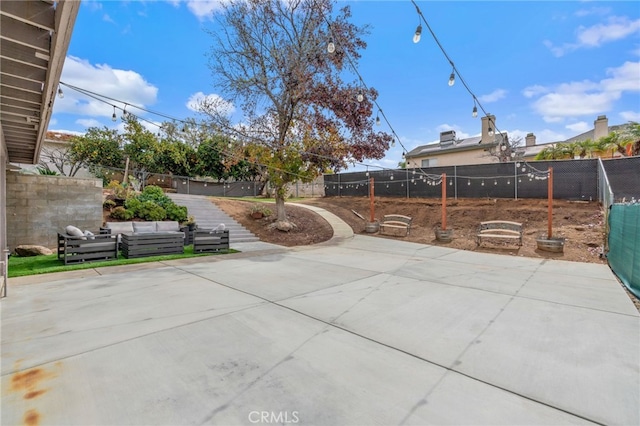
[0,14,50,52]
[0,1,56,32]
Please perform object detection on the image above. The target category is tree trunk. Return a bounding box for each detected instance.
[275,192,287,222]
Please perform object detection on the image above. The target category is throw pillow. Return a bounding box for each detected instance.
[65,225,84,237]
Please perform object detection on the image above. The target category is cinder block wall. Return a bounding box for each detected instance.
[6,172,103,251]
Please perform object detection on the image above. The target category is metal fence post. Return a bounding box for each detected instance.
[406,168,410,198]
[454,165,458,200]
[514,162,518,200]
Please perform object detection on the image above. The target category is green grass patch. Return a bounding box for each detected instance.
[8,245,238,278]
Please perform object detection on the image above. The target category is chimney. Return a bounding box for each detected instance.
[439,130,456,147]
[526,133,536,147]
[481,114,496,144]
[594,115,608,140]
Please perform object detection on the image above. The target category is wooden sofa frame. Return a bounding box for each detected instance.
[57,233,118,265]
[193,229,230,253]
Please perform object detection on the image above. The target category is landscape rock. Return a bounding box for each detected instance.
[15,245,53,257]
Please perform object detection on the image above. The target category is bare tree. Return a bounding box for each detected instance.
[487,135,524,163]
[39,144,86,176]
[201,0,392,230]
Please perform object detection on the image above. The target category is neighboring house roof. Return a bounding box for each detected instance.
[405,134,505,158]
[45,131,77,144]
[563,123,630,144]
[522,141,558,159]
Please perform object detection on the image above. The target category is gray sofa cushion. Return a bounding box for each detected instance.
[155,221,180,232]
[133,222,156,233]
[106,222,135,234]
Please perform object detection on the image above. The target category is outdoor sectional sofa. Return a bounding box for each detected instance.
[100,221,189,258]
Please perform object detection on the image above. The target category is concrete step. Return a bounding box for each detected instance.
[168,193,260,243]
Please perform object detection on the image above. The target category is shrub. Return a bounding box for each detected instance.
[107,180,130,199]
[37,166,58,176]
[138,185,172,208]
[137,201,166,221]
[110,206,134,220]
[124,198,143,217]
[165,203,188,223]
[103,199,116,210]
[250,203,272,217]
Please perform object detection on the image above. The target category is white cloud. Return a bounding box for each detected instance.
[601,61,640,92]
[186,91,235,115]
[575,7,611,18]
[185,0,226,20]
[479,89,507,103]
[620,111,640,122]
[537,92,617,123]
[522,85,549,99]
[527,61,639,122]
[565,121,590,133]
[76,118,104,128]
[103,14,115,24]
[54,56,158,119]
[545,16,640,57]
[577,17,640,47]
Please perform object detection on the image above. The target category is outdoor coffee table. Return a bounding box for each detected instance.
[121,232,185,259]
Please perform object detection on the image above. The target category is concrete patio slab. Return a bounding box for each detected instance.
[2,233,638,425]
[456,296,639,426]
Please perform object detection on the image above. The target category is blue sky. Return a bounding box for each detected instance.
[52,0,640,171]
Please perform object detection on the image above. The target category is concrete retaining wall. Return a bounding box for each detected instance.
[6,172,103,251]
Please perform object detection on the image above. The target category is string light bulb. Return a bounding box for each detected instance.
[413,24,422,43]
[448,71,455,87]
[57,87,64,99]
[356,91,364,103]
[488,125,494,137]
[111,106,117,122]
[376,111,381,126]
[327,40,335,53]
[472,104,478,118]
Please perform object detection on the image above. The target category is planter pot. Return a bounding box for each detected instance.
[365,221,380,233]
[536,237,565,253]
[435,227,453,243]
